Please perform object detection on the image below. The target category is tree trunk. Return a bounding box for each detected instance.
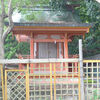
[0,39,4,59]
[0,15,4,59]
[0,0,13,59]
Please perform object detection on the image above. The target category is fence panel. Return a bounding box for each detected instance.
[29,63,52,100]
[5,69,28,100]
[1,59,80,100]
[83,60,100,100]
[53,62,81,100]
[0,65,4,100]
[29,61,81,100]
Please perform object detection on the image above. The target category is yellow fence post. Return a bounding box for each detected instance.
[50,63,53,100]
[78,63,81,100]
[0,64,4,100]
[54,63,56,100]
[26,64,29,100]
[5,70,7,100]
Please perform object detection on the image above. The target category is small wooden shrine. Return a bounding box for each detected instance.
[12,22,91,72]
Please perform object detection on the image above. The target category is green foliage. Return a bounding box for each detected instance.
[90,89,100,100]
[49,0,81,22]
[4,0,100,58]
[17,42,30,55]
[25,11,48,22]
[50,0,100,57]
[4,33,18,59]
[3,0,50,59]
[50,0,79,11]
[84,79,96,83]
[4,33,30,59]
[76,0,100,57]
[17,0,50,16]
[68,36,80,55]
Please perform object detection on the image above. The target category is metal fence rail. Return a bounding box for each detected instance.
[83,60,100,100]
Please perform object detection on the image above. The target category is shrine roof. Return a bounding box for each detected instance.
[11,22,92,42]
[13,22,91,27]
[10,22,92,35]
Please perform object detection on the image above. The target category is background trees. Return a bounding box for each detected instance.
[2,0,100,59]
[49,0,100,57]
[77,0,100,57]
[0,0,49,59]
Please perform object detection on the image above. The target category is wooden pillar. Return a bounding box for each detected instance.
[30,39,34,59]
[19,63,22,69]
[30,34,34,73]
[36,42,38,58]
[64,34,68,73]
[75,62,78,72]
[61,42,64,58]
[64,34,68,58]
[57,43,59,58]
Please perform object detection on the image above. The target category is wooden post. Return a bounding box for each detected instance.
[79,39,85,100]
[54,63,56,100]
[30,38,34,59]
[64,34,68,58]
[64,34,68,74]
[50,63,53,100]
[26,64,29,100]
[75,62,78,72]
[30,34,34,73]
[57,43,59,58]
[61,43,64,58]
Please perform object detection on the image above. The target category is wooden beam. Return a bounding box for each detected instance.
[0,59,79,64]
[33,39,71,43]
[13,26,90,31]
[34,33,64,36]
[34,39,64,42]
[13,26,90,35]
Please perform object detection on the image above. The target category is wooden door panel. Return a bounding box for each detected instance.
[38,43,48,58]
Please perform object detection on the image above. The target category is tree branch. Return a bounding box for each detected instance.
[2,0,14,42]
[1,0,7,18]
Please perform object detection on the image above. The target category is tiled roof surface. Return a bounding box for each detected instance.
[13,22,92,27]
